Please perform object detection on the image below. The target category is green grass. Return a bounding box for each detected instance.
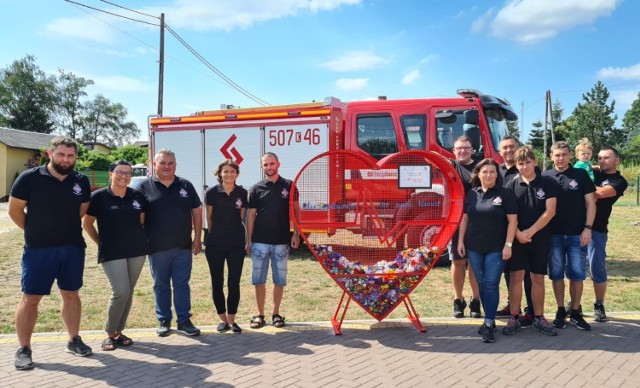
[0,198,638,334]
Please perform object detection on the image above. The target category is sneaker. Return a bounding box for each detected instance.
[469,298,482,318]
[453,299,467,318]
[477,322,496,334]
[177,319,201,336]
[480,323,495,343]
[231,323,242,333]
[495,303,511,318]
[157,320,171,337]
[566,301,583,316]
[520,311,534,328]
[217,322,230,333]
[534,316,558,336]
[502,316,521,335]
[66,336,93,357]
[553,307,567,329]
[594,303,607,322]
[14,346,34,370]
[569,311,592,331]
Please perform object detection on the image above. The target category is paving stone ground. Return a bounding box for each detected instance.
[1,313,639,387]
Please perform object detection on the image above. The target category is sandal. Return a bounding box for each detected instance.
[249,315,265,329]
[272,314,286,328]
[115,334,133,347]
[102,337,117,351]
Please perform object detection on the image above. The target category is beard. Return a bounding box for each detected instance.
[51,160,76,176]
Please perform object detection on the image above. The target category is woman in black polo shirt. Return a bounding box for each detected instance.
[205,160,248,333]
[457,158,517,343]
[83,160,148,351]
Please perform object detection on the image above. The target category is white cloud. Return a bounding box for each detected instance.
[321,52,390,72]
[611,89,640,108]
[43,16,116,44]
[92,75,154,93]
[477,0,621,43]
[336,78,369,91]
[401,69,420,85]
[419,54,439,65]
[471,8,494,34]
[597,63,640,80]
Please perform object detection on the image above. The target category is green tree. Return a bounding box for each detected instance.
[83,94,139,148]
[566,81,623,154]
[0,55,56,132]
[55,70,94,139]
[622,92,640,141]
[527,120,544,149]
[109,144,148,165]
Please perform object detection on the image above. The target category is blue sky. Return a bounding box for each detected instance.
[1,0,639,142]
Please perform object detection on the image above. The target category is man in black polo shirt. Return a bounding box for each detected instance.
[542,141,596,331]
[449,136,481,318]
[136,149,202,337]
[246,152,300,329]
[504,147,558,336]
[8,136,93,370]
[588,147,628,322]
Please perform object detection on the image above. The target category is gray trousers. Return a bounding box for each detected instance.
[101,256,146,334]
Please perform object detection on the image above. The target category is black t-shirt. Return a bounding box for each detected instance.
[137,176,202,253]
[451,159,478,194]
[11,166,90,248]
[87,186,148,263]
[505,174,558,235]
[463,185,518,253]
[593,170,627,233]
[205,184,248,248]
[248,176,296,245]
[542,165,596,235]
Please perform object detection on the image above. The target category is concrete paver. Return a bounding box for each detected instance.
[1,314,640,387]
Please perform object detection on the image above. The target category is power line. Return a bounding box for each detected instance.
[165,24,270,106]
[98,0,159,20]
[64,0,158,26]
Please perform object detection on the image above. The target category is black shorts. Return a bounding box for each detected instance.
[508,234,550,275]
[450,230,465,260]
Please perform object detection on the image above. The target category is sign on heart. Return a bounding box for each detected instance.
[292,150,465,321]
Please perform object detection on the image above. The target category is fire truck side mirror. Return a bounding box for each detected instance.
[464,109,479,125]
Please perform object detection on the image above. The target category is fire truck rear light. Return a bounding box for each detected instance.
[225,115,238,119]
[288,111,301,116]
[170,118,181,122]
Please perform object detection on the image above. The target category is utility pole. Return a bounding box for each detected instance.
[543,90,549,170]
[157,13,165,117]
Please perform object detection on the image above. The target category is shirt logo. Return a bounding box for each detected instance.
[72,183,82,196]
[132,200,141,210]
[536,188,546,199]
[281,188,289,199]
[601,179,610,187]
[235,198,243,209]
[179,188,188,198]
[492,196,503,206]
[569,179,579,190]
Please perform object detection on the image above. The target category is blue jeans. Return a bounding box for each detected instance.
[467,250,504,322]
[587,231,608,283]
[148,248,193,324]
[251,243,289,286]
[549,235,586,281]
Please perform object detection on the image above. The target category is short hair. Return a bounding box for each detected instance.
[500,135,519,145]
[155,148,175,160]
[514,146,536,163]
[262,152,279,162]
[550,141,570,153]
[214,159,240,183]
[109,160,132,172]
[599,146,620,158]
[49,136,78,152]
[470,158,502,188]
[575,138,593,154]
[453,135,472,146]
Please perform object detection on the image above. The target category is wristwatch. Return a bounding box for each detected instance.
[505,242,513,248]
[584,224,592,230]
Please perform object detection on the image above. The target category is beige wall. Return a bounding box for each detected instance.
[1,145,40,199]
[93,144,111,154]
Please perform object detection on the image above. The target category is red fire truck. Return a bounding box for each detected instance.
[148,89,517,253]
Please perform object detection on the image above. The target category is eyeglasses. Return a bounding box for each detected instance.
[454,146,472,151]
[114,171,133,177]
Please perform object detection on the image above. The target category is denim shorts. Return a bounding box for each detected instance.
[549,235,586,281]
[587,231,608,283]
[21,245,85,295]
[251,243,289,286]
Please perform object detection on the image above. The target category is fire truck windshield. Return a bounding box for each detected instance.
[485,108,510,154]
